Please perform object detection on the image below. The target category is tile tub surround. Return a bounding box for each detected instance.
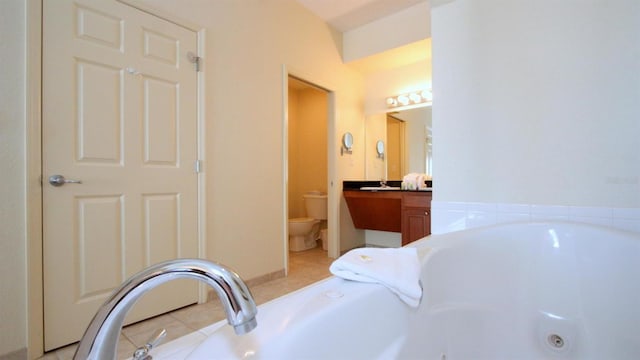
[431,201,640,235]
[39,246,333,360]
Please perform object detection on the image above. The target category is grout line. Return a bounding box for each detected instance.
[120,333,137,350]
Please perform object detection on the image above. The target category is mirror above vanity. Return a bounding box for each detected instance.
[365,104,432,181]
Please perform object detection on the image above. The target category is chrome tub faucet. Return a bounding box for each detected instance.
[73,259,258,360]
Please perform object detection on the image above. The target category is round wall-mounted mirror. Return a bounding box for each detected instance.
[342,132,354,150]
[376,140,385,156]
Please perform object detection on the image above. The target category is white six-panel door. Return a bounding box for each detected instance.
[43,0,199,350]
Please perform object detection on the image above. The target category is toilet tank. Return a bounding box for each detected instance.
[303,192,327,220]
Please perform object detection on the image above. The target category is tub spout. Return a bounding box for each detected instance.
[73,259,258,360]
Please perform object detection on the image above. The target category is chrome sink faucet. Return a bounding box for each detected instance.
[73,259,258,360]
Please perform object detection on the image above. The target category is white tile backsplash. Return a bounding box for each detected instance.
[433,201,640,235]
[496,212,530,224]
[569,216,612,227]
[530,213,570,222]
[530,204,570,217]
[466,202,497,212]
[466,211,497,228]
[432,201,468,211]
[613,207,640,220]
[496,203,530,213]
[431,201,467,234]
[568,206,613,219]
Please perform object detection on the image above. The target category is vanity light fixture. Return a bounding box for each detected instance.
[386,89,432,109]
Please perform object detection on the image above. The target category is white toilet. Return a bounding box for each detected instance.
[288,191,327,252]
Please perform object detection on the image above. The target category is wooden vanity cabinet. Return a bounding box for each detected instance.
[401,192,432,246]
[342,191,402,232]
[343,190,432,246]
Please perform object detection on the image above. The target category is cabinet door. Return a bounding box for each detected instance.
[402,207,431,245]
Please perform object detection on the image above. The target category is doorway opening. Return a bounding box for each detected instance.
[286,75,332,276]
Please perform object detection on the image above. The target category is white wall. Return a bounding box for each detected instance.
[0,0,27,356]
[343,0,430,62]
[432,0,640,208]
[140,0,365,277]
[364,59,432,116]
[1,1,367,356]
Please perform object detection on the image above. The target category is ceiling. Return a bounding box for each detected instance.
[295,0,426,32]
[294,0,430,74]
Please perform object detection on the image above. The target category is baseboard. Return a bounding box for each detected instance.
[0,348,26,360]
[207,269,285,302]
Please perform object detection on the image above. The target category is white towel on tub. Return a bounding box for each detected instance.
[329,247,422,307]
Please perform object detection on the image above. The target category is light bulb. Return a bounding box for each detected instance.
[397,95,409,106]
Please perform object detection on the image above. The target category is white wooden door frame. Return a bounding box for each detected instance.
[281,65,340,275]
[26,1,206,357]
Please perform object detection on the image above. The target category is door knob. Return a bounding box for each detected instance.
[48,174,82,187]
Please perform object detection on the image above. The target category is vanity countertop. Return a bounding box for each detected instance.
[343,180,432,192]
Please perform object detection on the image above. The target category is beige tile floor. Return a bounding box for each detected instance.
[40,245,334,360]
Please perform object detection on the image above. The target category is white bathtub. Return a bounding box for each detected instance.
[161,222,640,359]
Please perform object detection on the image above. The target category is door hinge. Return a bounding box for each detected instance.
[194,160,203,173]
[187,52,201,72]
